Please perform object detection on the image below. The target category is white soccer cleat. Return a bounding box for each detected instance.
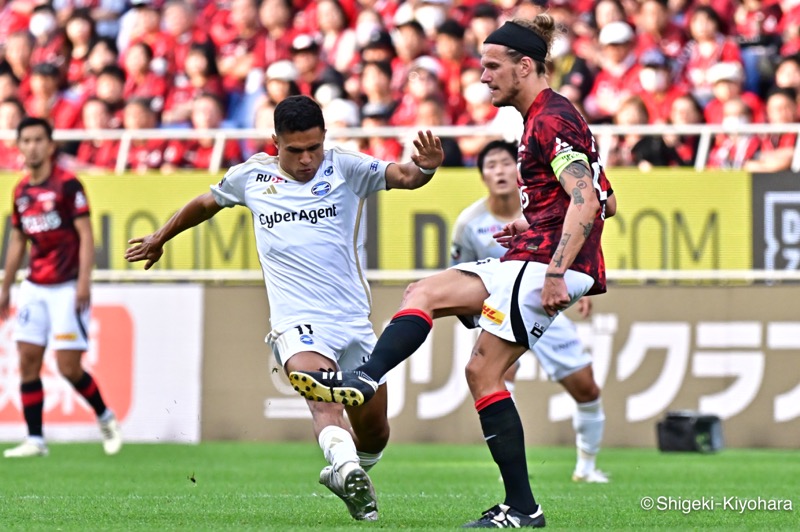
[4,439,49,458]
[99,414,123,455]
[319,464,378,521]
[572,469,610,483]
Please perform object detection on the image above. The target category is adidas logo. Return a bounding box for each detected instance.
[263,185,278,195]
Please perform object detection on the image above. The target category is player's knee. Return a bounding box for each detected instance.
[354,417,390,451]
[402,279,437,309]
[573,381,600,404]
[56,361,82,382]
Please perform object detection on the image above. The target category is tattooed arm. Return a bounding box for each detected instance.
[541,159,601,316]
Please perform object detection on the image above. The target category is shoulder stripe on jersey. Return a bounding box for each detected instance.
[551,151,589,180]
[509,262,531,349]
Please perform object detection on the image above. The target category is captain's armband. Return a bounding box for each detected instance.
[550,151,589,180]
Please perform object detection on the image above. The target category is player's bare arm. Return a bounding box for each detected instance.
[384,130,444,190]
[74,215,95,313]
[125,192,223,270]
[0,228,27,321]
[543,159,601,316]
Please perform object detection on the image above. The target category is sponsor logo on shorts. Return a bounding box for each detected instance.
[299,334,314,345]
[481,304,505,325]
[531,322,546,338]
[54,333,78,341]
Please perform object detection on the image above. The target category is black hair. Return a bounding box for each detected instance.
[89,36,119,57]
[691,6,724,35]
[0,64,21,85]
[83,96,112,114]
[129,41,154,62]
[1,97,26,117]
[273,95,325,135]
[767,86,798,103]
[98,64,126,83]
[187,42,220,77]
[361,60,392,80]
[17,116,53,140]
[477,140,517,174]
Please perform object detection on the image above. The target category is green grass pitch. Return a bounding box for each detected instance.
[0,442,797,530]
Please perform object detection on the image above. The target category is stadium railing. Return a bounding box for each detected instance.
[3,123,800,174]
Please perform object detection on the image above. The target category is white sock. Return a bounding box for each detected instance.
[357,450,383,472]
[318,425,359,472]
[27,435,45,446]
[573,398,605,475]
[98,409,114,423]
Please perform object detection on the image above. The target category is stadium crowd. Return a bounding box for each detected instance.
[0,0,799,172]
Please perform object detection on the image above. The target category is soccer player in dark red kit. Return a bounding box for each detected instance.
[0,117,122,458]
[290,14,615,528]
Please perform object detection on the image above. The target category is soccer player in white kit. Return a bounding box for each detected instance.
[125,95,444,521]
[450,140,608,483]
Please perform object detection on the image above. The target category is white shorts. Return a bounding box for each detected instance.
[13,279,90,351]
[529,313,591,381]
[266,319,385,383]
[453,258,594,353]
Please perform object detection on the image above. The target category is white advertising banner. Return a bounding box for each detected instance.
[0,284,203,443]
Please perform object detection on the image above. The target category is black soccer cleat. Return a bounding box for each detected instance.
[462,504,546,528]
[289,370,378,406]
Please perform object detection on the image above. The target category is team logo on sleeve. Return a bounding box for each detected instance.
[324,166,334,176]
[311,181,332,196]
[75,191,87,209]
[369,160,379,172]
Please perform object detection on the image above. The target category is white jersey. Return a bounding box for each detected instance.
[210,148,391,329]
[450,198,511,265]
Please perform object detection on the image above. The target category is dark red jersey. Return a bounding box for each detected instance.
[503,89,612,295]
[11,166,90,285]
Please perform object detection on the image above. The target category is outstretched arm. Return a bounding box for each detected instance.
[384,130,444,190]
[542,160,601,316]
[125,192,223,270]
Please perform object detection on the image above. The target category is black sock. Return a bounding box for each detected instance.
[71,372,108,417]
[21,379,44,437]
[359,309,432,382]
[477,392,538,515]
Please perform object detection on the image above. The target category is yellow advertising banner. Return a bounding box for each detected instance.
[377,168,753,270]
[0,172,261,270]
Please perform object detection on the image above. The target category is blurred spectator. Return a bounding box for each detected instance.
[163,0,210,73]
[703,62,765,124]
[585,22,640,122]
[64,9,97,88]
[322,97,361,151]
[252,0,296,74]
[262,60,301,106]
[772,54,800,102]
[163,93,242,171]
[457,81,500,165]
[123,42,169,113]
[734,0,782,95]
[360,101,402,161]
[123,97,166,173]
[29,4,67,72]
[359,60,396,112]
[75,97,119,170]
[466,3,500,58]
[95,65,126,128]
[0,1,31,47]
[0,66,21,101]
[435,19,480,126]
[0,97,25,170]
[317,0,358,74]
[243,102,278,158]
[25,63,81,129]
[53,0,127,39]
[391,19,428,91]
[781,0,800,56]
[359,29,396,65]
[216,0,264,94]
[126,0,173,76]
[290,33,345,96]
[707,97,760,169]
[637,49,686,124]
[664,94,705,166]
[635,0,687,59]
[608,95,681,169]
[680,6,742,107]
[413,0,450,39]
[548,18,596,108]
[744,87,798,172]
[391,56,445,126]
[594,0,627,31]
[3,32,34,101]
[410,96,463,167]
[163,44,226,126]
[70,36,118,102]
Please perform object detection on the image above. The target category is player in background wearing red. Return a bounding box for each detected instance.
[290,15,615,527]
[0,117,122,458]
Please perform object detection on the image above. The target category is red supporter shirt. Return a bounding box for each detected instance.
[682,37,742,97]
[217,32,265,92]
[708,134,760,169]
[162,75,225,117]
[0,143,24,170]
[704,92,765,124]
[76,140,120,169]
[639,86,687,124]
[585,63,642,120]
[129,32,176,74]
[31,33,68,69]
[124,72,170,111]
[11,166,90,285]
[251,31,296,70]
[127,140,167,172]
[635,23,688,59]
[172,29,211,72]
[503,89,612,296]
[364,139,403,162]
[736,4,782,42]
[163,139,242,169]
[24,95,83,129]
[759,132,797,152]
